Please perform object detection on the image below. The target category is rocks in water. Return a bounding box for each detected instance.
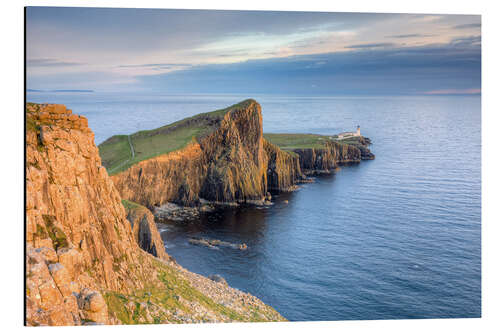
[208,274,228,285]
[155,202,200,221]
[188,237,248,251]
[188,238,218,250]
[283,200,289,204]
[299,177,315,184]
[155,199,275,223]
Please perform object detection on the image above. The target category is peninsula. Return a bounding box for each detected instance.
[99,99,374,214]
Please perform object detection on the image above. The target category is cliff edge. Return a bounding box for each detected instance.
[102,100,374,210]
[25,103,285,325]
[108,99,271,208]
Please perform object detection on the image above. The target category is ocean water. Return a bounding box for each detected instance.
[27,92,481,321]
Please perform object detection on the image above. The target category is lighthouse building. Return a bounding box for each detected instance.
[337,126,361,139]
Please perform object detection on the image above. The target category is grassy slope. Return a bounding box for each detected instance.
[113,199,282,324]
[264,133,364,150]
[263,133,333,150]
[99,99,362,175]
[104,252,281,324]
[99,100,254,175]
[104,258,246,324]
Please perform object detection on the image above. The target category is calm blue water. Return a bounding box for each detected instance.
[27,92,481,321]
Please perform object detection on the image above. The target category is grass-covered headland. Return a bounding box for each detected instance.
[99,100,253,175]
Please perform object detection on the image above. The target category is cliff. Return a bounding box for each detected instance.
[263,139,304,191]
[108,100,270,208]
[25,103,285,325]
[102,100,374,209]
[264,133,374,175]
[293,141,361,175]
[122,199,170,261]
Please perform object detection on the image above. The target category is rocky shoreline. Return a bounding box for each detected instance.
[26,100,374,326]
[188,237,248,250]
[26,103,285,325]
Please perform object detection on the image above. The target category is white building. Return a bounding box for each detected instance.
[337,126,361,139]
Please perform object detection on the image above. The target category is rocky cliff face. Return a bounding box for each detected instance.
[110,100,373,209]
[25,103,284,326]
[111,100,269,208]
[264,139,304,191]
[293,141,362,175]
[122,200,170,261]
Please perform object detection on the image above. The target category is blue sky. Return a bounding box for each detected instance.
[26,7,481,95]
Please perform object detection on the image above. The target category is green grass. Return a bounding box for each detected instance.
[99,99,256,175]
[41,214,69,250]
[121,199,143,211]
[264,133,333,150]
[103,258,257,324]
[336,137,363,145]
[98,99,363,175]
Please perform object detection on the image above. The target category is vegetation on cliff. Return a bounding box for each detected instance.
[99,100,254,175]
[25,103,285,325]
[106,99,270,208]
[99,100,374,208]
[263,133,334,150]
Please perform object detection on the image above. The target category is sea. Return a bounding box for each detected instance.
[26,92,481,321]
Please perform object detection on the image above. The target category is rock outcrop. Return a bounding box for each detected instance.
[25,103,285,326]
[122,200,170,261]
[263,139,304,191]
[109,100,373,209]
[293,141,362,175]
[111,100,269,208]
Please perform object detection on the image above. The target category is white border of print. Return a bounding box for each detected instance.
[2,0,498,333]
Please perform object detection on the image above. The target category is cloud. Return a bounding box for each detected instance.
[453,23,481,29]
[345,43,396,49]
[27,58,85,67]
[25,8,481,93]
[136,40,480,95]
[450,35,481,47]
[387,34,434,38]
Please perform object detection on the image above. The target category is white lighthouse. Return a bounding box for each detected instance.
[337,126,361,139]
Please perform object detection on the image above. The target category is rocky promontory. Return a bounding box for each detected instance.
[25,103,285,326]
[101,100,374,211]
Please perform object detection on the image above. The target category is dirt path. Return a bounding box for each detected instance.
[128,134,135,158]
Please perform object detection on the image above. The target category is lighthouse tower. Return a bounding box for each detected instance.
[356,125,361,136]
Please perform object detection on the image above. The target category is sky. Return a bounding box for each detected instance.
[26,7,481,95]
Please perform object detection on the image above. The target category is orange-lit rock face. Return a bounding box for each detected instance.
[25,103,286,326]
[112,100,270,208]
[25,104,163,325]
[25,103,289,326]
[124,202,170,261]
[264,139,303,192]
[293,141,361,175]
[110,100,364,209]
